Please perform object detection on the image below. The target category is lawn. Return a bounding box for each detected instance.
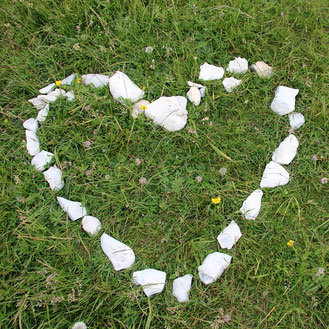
[0,0,328,328]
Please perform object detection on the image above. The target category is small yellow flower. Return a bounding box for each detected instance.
[212,196,221,205]
[117,166,121,170]
[77,77,81,84]
[142,85,146,91]
[287,240,295,247]
[140,105,147,110]
[55,80,62,86]
[4,119,8,124]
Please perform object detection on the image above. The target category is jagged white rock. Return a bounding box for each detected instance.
[62,73,76,85]
[226,57,248,74]
[36,104,49,122]
[133,269,166,297]
[260,161,290,188]
[109,71,144,104]
[37,94,58,103]
[25,130,40,156]
[66,91,75,101]
[250,61,273,78]
[57,196,87,221]
[289,112,305,130]
[272,134,299,165]
[240,189,263,220]
[270,86,299,116]
[28,97,47,110]
[198,252,232,285]
[100,233,135,271]
[82,216,102,235]
[82,74,110,88]
[172,274,192,302]
[222,77,242,92]
[187,81,206,98]
[43,165,64,191]
[39,83,55,94]
[200,86,206,97]
[72,322,87,329]
[199,62,224,80]
[132,100,150,118]
[217,220,242,249]
[144,96,187,132]
[31,150,54,171]
[187,86,201,106]
[23,118,38,133]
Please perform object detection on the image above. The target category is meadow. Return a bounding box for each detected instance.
[0,0,328,328]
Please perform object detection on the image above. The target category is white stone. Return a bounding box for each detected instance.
[66,91,75,101]
[23,118,38,133]
[82,216,101,235]
[25,130,40,156]
[43,165,64,191]
[100,233,135,271]
[240,189,263,220]
[144,96,188,132]
[217,220,242,249]
[222,77,242,92]
[200,86,206,98]
[57,196,87,221]
[270,86,299,116]
[37,94,58,103]
[36,104,49,122]
[61,73,76,85]
[199,62,224,80]
[187,81,204,88]
[72,322,87,329]
[272,134,299,165]
[187,86,201,106]
[109,71,144,104]
[28,97,47,110]
[39,83,55,94]
[132,100,150,118]
[47,88,67,99]
[260,161,290,188]
[250,61,273,78]
[31,150,54,171]
[82,74,110,88]
[198,252,232,285]
[172,274,192,302]
[226,57,248,74]
[289,112,305,130]
[133,269,166,297]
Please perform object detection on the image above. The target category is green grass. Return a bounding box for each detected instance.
[1,0,328,328]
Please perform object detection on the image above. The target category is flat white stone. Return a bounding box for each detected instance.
[57,196,87,221]
[144,96,188,132]
[222,77,242,92]
[172,274,192,302]
[43,165,64,191]
[132,100,150,118]
[250,61,273,78]
[187,86,201,106]
[28,97,47,110]
[240,189,263,220]
[272,134,299,165]
[37,94,58,103]
[199,62,224,80]
[61,73,76,85]
[25,130,40,156]
[133,269,166,297]
[82,74,110,88]
[270,86,299,116]
[39,83,55,94]
[66,91,75,101]
[36,104,49,122]
[289,112,305,130]
[187,81,204,88]
[198,252,232,285]
[260,161,290,188]
[31,150,54,171]
[100,233,135,271]
[109,71,144,104]
[82,216,101,235]
[23,118,38,133]
[72,322,87,329]
[217,220,242,249]
[226,57,248,74]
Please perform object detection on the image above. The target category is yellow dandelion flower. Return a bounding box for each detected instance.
[142,85,146,91]
[117,166,121,170]
[55,80,62,86]
[77,77,81,84]
[4,119,8,124]
[140,105,147,110]
[212,196,221,205]
[287,240,295,247]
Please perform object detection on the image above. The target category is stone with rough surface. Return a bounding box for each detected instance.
[271,86,299,116]
[133,269,166,297]
[31,150,54,171]
[101,233,135,271]
[250,61,273,78]
[28,97,47,110]
[82,74,110,88]
[217,220,242,249]
[57,196,87,221]
[172,274,192,303]
[62,73,76,85]
[226,57,248,74]
[43,165,64,191]
[272,135,299,165]
[222,77,242,92]
[25,130,40,156]
[23,118,38,133]
[260,161,290,188]
[187,86,201,106]
[36,104,49,122]
[199,63,224,80]
[39,83,55,94]
[240,189,263,220]
[82,216,101,235]
[289,112,305,130]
